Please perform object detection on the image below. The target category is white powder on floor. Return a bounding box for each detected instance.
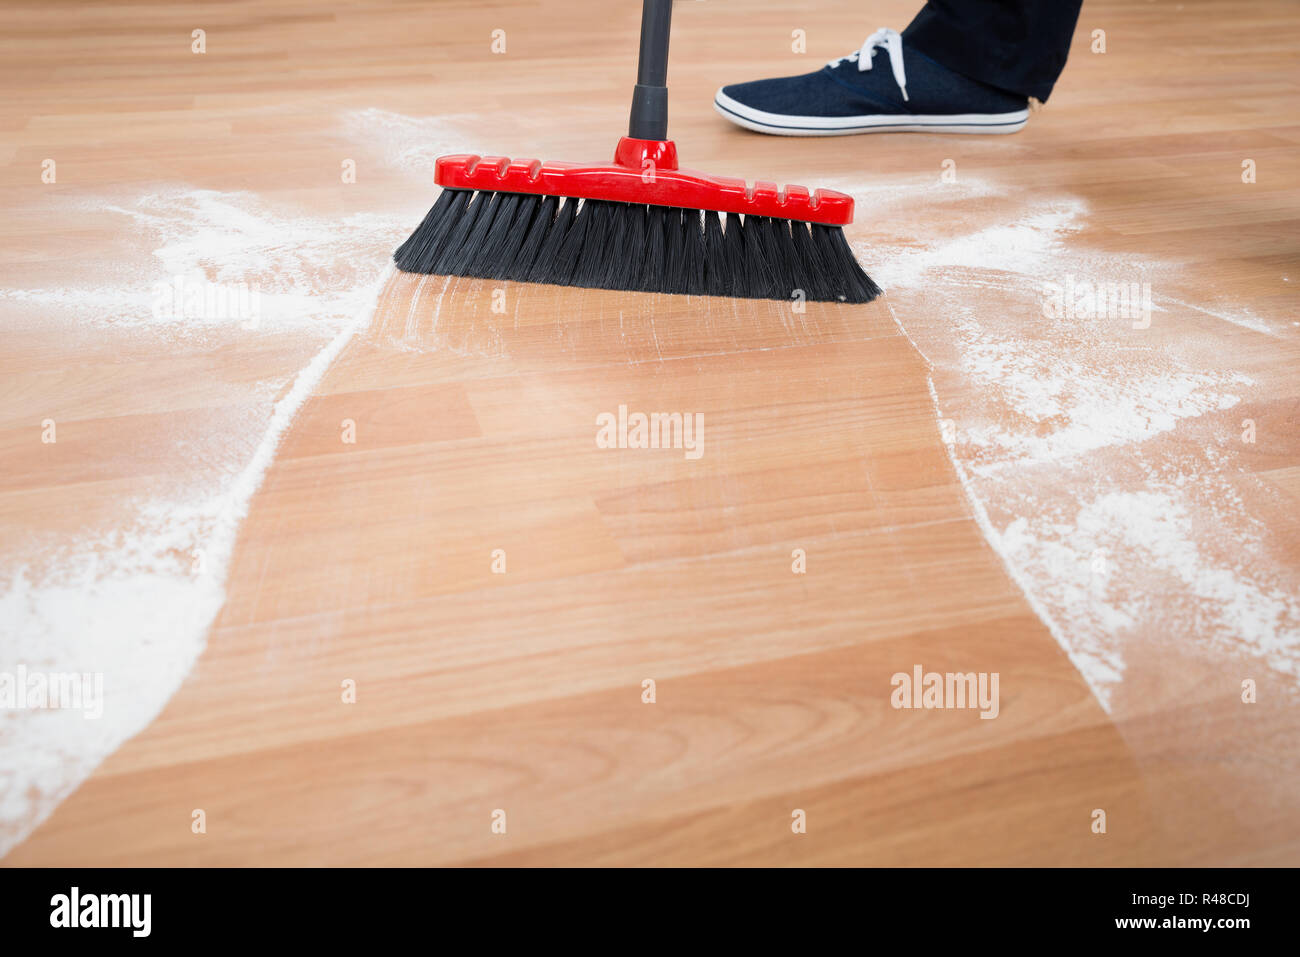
[3,191,400,332]
[344,108,480,176]
[998,484,1300,697]
[0,186,400,857]
[3,109,1294,855]
[856,177,1299,710]
[956,333,1247,472]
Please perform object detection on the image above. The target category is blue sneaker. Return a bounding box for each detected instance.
[714,28,1029,136]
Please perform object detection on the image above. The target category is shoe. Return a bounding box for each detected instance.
[714,28,1030,136]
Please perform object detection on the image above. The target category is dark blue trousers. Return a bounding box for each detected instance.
[902,0,1084,101]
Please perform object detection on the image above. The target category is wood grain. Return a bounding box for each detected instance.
[2,0,1297,865]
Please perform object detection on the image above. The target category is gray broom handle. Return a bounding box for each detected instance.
[628,0,673,140]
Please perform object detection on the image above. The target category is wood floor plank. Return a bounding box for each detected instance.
[2,0,1297,865]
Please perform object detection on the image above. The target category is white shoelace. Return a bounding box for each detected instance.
[827,27,909,102]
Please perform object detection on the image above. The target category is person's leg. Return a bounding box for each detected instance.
[902,0,1083,102]
[714,1,1082,136]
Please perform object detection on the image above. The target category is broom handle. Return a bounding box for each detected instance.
[628,0,673,140]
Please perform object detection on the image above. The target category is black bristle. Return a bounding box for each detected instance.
[571,200,619,288]
[505,194,558,281]
[812,224,881,303]
[486,194,542,281]
[550,198,597,284]
[603,203,646,291]
[444,188,499,274]
[681,210,706,295]
[723,212,755,297]
[663,208,688,295]
[746,215,781,300]
[526,196,577,284]
[392,186,880,304]
[464,193,523,279]
[394,188,469,273]
[778,221,805,301]
[638,206,668,292]
[789,219,834,302]
[430,190,493,276]
[392,188,456,266]
[743,216,771,298]
[761,217,802,302]
[702,210,728,297]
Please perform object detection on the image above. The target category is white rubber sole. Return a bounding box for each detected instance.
[714,88,1028,136]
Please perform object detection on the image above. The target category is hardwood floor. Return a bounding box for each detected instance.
[1,0,1297,865]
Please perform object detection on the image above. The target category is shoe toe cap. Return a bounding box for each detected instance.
[718,69,906,119]
[718,73,835,115]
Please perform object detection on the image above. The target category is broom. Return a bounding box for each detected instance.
[394,0,880,304]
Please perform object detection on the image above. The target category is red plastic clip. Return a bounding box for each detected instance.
[434,138,854,226]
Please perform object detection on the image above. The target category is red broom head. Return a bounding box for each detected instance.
[395,137,879,303]
[434,138,854,227]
